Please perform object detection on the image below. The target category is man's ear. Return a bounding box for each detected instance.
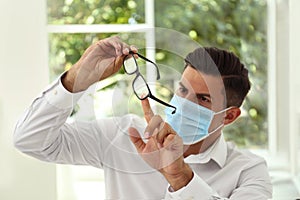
[224,107,241,125]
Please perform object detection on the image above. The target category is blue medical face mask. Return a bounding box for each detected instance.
[165,94,230,145]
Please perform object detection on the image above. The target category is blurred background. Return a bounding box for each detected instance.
[0,0,299,199]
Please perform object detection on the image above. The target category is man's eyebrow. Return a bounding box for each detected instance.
[179,82,186,88]
[179,82,211,99]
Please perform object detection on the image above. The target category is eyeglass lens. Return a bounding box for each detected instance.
[123,52,177,114]
[123,56,137,74]
[133,75,149,99]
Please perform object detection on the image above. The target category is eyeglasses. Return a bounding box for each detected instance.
[123,51,176,114]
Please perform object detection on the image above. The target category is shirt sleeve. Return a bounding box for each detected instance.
[228,160,273,200]
[164,161,272,200]
[164,172,214,200]
[13,75,106,168]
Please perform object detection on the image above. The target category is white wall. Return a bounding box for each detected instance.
[289,0,300,177]
[0,0,56,200]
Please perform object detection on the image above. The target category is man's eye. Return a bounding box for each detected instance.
[178,87,187,94]
[197,95,211,103]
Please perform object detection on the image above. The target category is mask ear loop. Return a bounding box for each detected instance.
[214,106,234,115]
[207,106,235,135]
[207,123,224,136]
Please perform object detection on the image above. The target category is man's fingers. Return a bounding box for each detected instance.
[144,115,163,139]
[143,116,176,147]
[111,40,122,56]
[156,123,175,145]
[128,127,145,154]
[142,98,154,123]
[100,36,129,57]
[163,134,182,151]
[130,45,138,58]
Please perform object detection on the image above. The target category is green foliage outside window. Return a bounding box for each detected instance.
[47,0,268,148]
[48,0,145,24]
[154,0,268,148]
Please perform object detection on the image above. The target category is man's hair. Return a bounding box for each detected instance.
[184,47,251,107]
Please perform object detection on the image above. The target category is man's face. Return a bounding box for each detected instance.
[176,66,227,132]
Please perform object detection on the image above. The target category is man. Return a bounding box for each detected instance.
[14,36,272,199]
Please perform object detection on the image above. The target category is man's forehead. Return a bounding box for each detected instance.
[181,67,224,89]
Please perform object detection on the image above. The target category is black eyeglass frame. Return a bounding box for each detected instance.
[123,51,176,114]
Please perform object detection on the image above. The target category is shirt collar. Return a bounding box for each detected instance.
[184,134,227,168]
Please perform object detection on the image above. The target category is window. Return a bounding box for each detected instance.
[47,0,270,199]
[154,0,268,149]
[47,1,155,199]
[48,0,269,147]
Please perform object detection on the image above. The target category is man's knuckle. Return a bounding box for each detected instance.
[153,115,162,120]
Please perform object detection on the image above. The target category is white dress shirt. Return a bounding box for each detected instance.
[14,77,272,200]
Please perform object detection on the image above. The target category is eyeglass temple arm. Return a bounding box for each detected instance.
[148,94,176,114]
[129,51,160,80]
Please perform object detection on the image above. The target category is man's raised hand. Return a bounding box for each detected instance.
[62,36,137,92]
[128,98,194,191]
